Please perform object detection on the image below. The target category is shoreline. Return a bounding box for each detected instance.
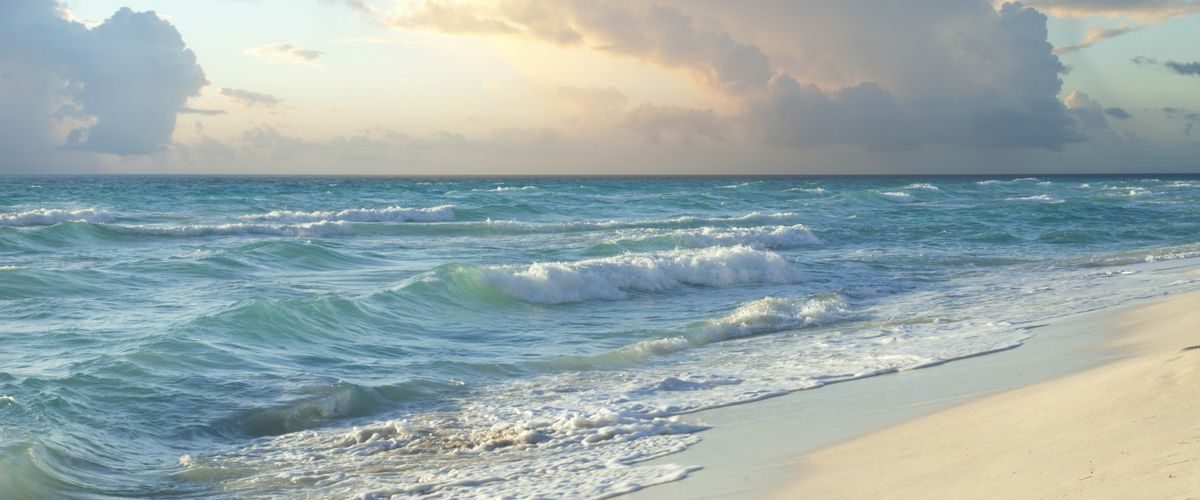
[626,265,1200,499]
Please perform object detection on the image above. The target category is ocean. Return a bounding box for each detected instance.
[1,175,1198,498]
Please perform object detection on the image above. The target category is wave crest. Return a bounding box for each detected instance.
[242,205,456,223]
[477,246,804,304]
[0,208,115,227]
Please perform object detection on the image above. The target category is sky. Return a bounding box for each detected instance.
[1,0,1198,174]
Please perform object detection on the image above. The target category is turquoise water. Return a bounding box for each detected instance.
[2,175,1199,498]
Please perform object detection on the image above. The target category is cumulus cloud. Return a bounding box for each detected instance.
[245,43,324,67]
[1064,91,1111,131]
[220,87,282,108]
[1054,25,1140,53]
[359,0,1085,152]
[736,2,1083,151]
[376,1,773,92]
[0,0,206,169]
[1017,0,1200,20]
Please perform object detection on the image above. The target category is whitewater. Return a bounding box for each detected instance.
[2,175,1199,498]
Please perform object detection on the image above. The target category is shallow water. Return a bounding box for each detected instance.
[1,175,1198,498]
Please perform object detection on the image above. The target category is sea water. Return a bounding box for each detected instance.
[1,175,1198,498]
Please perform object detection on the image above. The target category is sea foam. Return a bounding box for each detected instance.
[603,225,822,250]
[615,295,852,360]
[242,205,456,223]
[0,208,116,226]
[875,191,914,203]
[119,221,355,237]
[481,246,804,304]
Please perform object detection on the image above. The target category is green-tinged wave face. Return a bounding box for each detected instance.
[2,175,1200,498]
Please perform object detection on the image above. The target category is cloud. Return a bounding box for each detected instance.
[548,85,629,121]
[1064,90,1112,132]
[375,1,772,92]
[245,43,324,67]
[1131,56,1200,76]
[737,2,1083,151]
[0,0,206,169]
[623,104,725,144]
[1161,107,1200,135]
[1016,0,1200,20]
[220,87,281,108]
[361,1,1084,152]
[1163,60,1200,75]
[180,107,228,116]
[1054,25,1140,53]
[1105,107,1133,119]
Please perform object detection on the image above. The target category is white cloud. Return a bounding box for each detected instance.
[245,43,324,67]
[220,87,282,108]
[0,1,207,170]
[1014,0,1200,20]
[1055,25,1141,53]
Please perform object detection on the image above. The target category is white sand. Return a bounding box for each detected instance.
[780,290,1200,498]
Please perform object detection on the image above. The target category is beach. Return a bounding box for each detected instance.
[631,270,1200,499]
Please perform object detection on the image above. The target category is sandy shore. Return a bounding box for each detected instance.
[627,266,1200,500]
[779,288,1200,498]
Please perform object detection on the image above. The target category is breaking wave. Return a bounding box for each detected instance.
[0,208,116,227]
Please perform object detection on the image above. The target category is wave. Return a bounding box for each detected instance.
[976,177,1040,186]
[466,212,805,235]
[875,191,914,203]
[0,208,115,227]
[568,295,852,365]
[121,221,354,237]
[240,205,456,223]
[1005,194,1063,204]
[785,187,828,194]
[466,246,804,304]
[593,225,821,253]
[903,183,940,191]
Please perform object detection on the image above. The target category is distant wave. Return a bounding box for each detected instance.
[785,187,828,194]
[875,191,914,203]
[475,212,805,234]
[904,183,940,191]
[0,208,116,227]
[976,178,1041,186]
[117,221,354,237]
[241,205,456,223]
[597,225,822,251]
[475,246,804,304]
[1005,194,1063,204]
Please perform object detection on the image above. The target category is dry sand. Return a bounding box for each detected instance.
[778,290,1200,499]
